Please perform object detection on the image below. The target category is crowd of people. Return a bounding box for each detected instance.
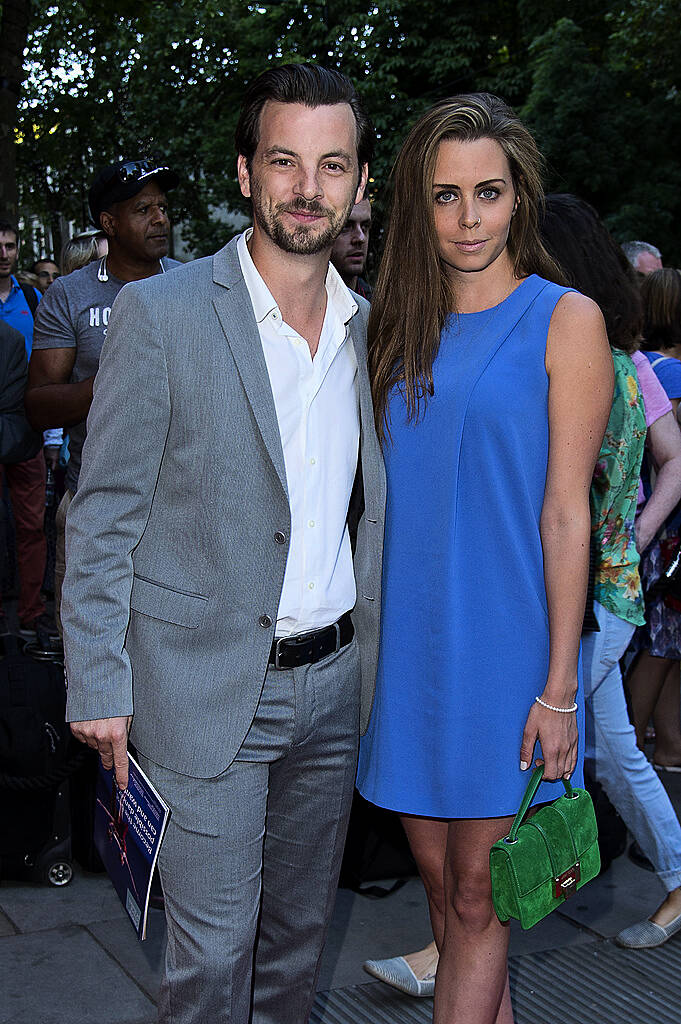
[2,60,681,1024]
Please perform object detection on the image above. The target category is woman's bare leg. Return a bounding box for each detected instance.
[652,662,681,765]
[401,815,448,948]
[399,940,439,980]
[403,815,514,1024]
[626,651,675,748]
[435,816,514,1024]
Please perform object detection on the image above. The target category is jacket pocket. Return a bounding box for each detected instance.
[130,575,208,629]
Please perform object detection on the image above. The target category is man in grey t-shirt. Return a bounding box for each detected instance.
[26,158,182,623]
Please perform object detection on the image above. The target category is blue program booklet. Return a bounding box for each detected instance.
[94,752,170,940]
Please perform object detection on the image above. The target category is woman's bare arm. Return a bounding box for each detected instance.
[519,292,613,780]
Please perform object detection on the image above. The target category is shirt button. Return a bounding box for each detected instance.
[258,614,273,628]
[308,520,315,528]
[308,582,315,590]
[310,457,316,465]
[274,531,286,544]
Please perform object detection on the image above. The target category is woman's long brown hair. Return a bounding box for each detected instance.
[369,93,565,443]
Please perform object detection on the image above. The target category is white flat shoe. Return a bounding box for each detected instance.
[616,910,681,948]
[363,955,435,997]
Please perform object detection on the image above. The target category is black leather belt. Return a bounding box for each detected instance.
[269,612,354,670]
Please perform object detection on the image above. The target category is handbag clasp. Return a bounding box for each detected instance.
[553,862,580,899]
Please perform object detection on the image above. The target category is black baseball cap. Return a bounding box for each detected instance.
[89,159,179,226]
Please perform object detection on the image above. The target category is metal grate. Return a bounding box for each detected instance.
[312,939,681,1023]
[509,942,681,1024]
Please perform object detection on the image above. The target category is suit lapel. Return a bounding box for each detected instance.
[212,241,288,498]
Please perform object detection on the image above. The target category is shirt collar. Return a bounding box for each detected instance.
[237,228,358,329]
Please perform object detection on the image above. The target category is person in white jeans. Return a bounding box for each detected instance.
[544,195,681,949]
[583,599,681,945]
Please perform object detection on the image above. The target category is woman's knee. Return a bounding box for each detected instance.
[446,867,497,931]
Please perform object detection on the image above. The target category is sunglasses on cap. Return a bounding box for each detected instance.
[108,160,172,185]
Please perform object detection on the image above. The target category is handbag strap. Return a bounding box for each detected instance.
[507,766,574,843]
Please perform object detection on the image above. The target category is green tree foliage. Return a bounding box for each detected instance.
[0,0,31,219]
[522,12,681,261]
[6,0,680,261]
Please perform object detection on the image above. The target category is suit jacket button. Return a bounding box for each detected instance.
[259,614,273,628]
[274,531,286,544]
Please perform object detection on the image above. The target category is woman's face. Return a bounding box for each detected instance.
[431,136,517,281]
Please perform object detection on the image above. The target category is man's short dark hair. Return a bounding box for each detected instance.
[235,63,374,171]
[32,257,57,272]
[0,219,18,242]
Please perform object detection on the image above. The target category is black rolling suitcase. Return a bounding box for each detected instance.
[0,633,82,886]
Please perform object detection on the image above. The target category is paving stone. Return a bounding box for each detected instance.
[0,924,156,1024]
[0,866,126,934]
[87,907,165,1001]
[319,878,434,991]
[0,908,16,937]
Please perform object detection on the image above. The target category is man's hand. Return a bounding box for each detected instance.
[70,716,132,789]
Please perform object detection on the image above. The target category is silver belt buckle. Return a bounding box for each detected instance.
[333,620,341,653]
[274,636,287,670]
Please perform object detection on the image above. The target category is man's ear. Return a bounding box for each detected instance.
[355,163,369,205]
[99,211,115,237]
[237,154,252,199]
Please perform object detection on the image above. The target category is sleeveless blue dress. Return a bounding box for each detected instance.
[357,275,585,818]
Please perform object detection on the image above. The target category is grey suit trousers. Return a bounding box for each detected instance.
[138,637,361,1024]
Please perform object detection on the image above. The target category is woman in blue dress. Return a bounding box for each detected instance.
[356,94,613,1022]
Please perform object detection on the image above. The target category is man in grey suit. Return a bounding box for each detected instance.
[62,64,385,1023]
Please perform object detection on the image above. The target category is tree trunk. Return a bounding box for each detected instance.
[0,0,31,221]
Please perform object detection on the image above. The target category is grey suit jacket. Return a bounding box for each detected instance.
[62,238,386,778]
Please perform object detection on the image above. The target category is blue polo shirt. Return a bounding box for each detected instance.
[0,276,41,357]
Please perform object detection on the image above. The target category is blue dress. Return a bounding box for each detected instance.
[357,275,585,818]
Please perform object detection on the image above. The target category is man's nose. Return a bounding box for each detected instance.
[293,168,322,201]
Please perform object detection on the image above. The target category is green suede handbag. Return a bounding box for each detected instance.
[489,765,600,929]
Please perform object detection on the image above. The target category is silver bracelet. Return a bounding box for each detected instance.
[535,696,578,714]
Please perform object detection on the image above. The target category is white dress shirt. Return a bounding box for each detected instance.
[237,229,360,636]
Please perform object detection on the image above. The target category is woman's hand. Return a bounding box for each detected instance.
[519,700,578,781]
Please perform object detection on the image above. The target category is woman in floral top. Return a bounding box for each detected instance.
[590,349,646,624]
[628,268,681,770]
[541,195,681,950]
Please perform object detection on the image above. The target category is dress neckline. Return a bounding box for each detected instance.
[451,275,536,319]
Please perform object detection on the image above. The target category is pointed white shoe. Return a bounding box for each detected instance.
[363,955,436,997]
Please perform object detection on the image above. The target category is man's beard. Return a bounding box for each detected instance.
[250,182,354,256]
